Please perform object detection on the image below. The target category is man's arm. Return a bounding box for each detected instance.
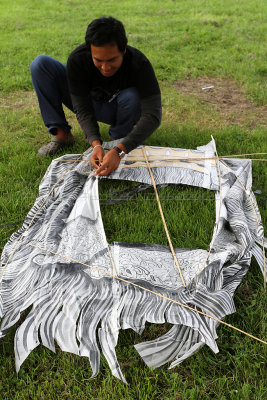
[71,93,124,174]
[71,92,161,176]
[66,49,102,146]
[94,94,161,176]
[71,93,161,149]
[71,94,106,169]
[121,94,162,153]
[71,94,101,145]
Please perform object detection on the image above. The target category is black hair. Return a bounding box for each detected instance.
[85,16,128,52]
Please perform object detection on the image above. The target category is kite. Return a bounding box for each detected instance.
[0,139,266,383]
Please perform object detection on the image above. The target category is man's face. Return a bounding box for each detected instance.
[90,43,124,77]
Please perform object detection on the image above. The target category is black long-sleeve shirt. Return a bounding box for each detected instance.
[66,44,161,153]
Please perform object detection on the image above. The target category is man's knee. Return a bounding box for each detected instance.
[30,55,50,76]
[117,87,141,111]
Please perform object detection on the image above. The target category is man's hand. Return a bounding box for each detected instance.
[94,149,121,176]
[90,144,105,169]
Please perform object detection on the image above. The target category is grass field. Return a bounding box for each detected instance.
[0,0,266,399]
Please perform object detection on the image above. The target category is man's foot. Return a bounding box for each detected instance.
[38,135,75,156]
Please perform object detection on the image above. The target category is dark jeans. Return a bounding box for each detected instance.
[30,55,141,139]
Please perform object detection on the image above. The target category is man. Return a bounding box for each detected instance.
[31,16,161,176]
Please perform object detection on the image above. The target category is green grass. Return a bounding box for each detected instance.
[1,0,267,103]
[0,1,267,399]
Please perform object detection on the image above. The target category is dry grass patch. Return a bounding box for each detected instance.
[174,77,267,128]
[0,90,37,112]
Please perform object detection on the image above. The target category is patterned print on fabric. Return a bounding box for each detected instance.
[0,139,266,383]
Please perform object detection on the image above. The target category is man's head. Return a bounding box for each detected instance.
[85,17,128,77]
[85,16,128,52]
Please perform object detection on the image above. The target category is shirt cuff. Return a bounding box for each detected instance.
[86,135,103,146]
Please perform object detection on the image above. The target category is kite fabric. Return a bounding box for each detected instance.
[0,139,266,383]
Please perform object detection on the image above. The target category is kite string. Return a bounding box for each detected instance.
[56,156,267,163]
[141,147,186,287]
[28,243,267,346]
[221,152,267,158]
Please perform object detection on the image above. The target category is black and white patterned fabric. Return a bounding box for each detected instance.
[0,139,265,383]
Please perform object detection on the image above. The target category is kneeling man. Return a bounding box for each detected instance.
[31,16,161,175]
